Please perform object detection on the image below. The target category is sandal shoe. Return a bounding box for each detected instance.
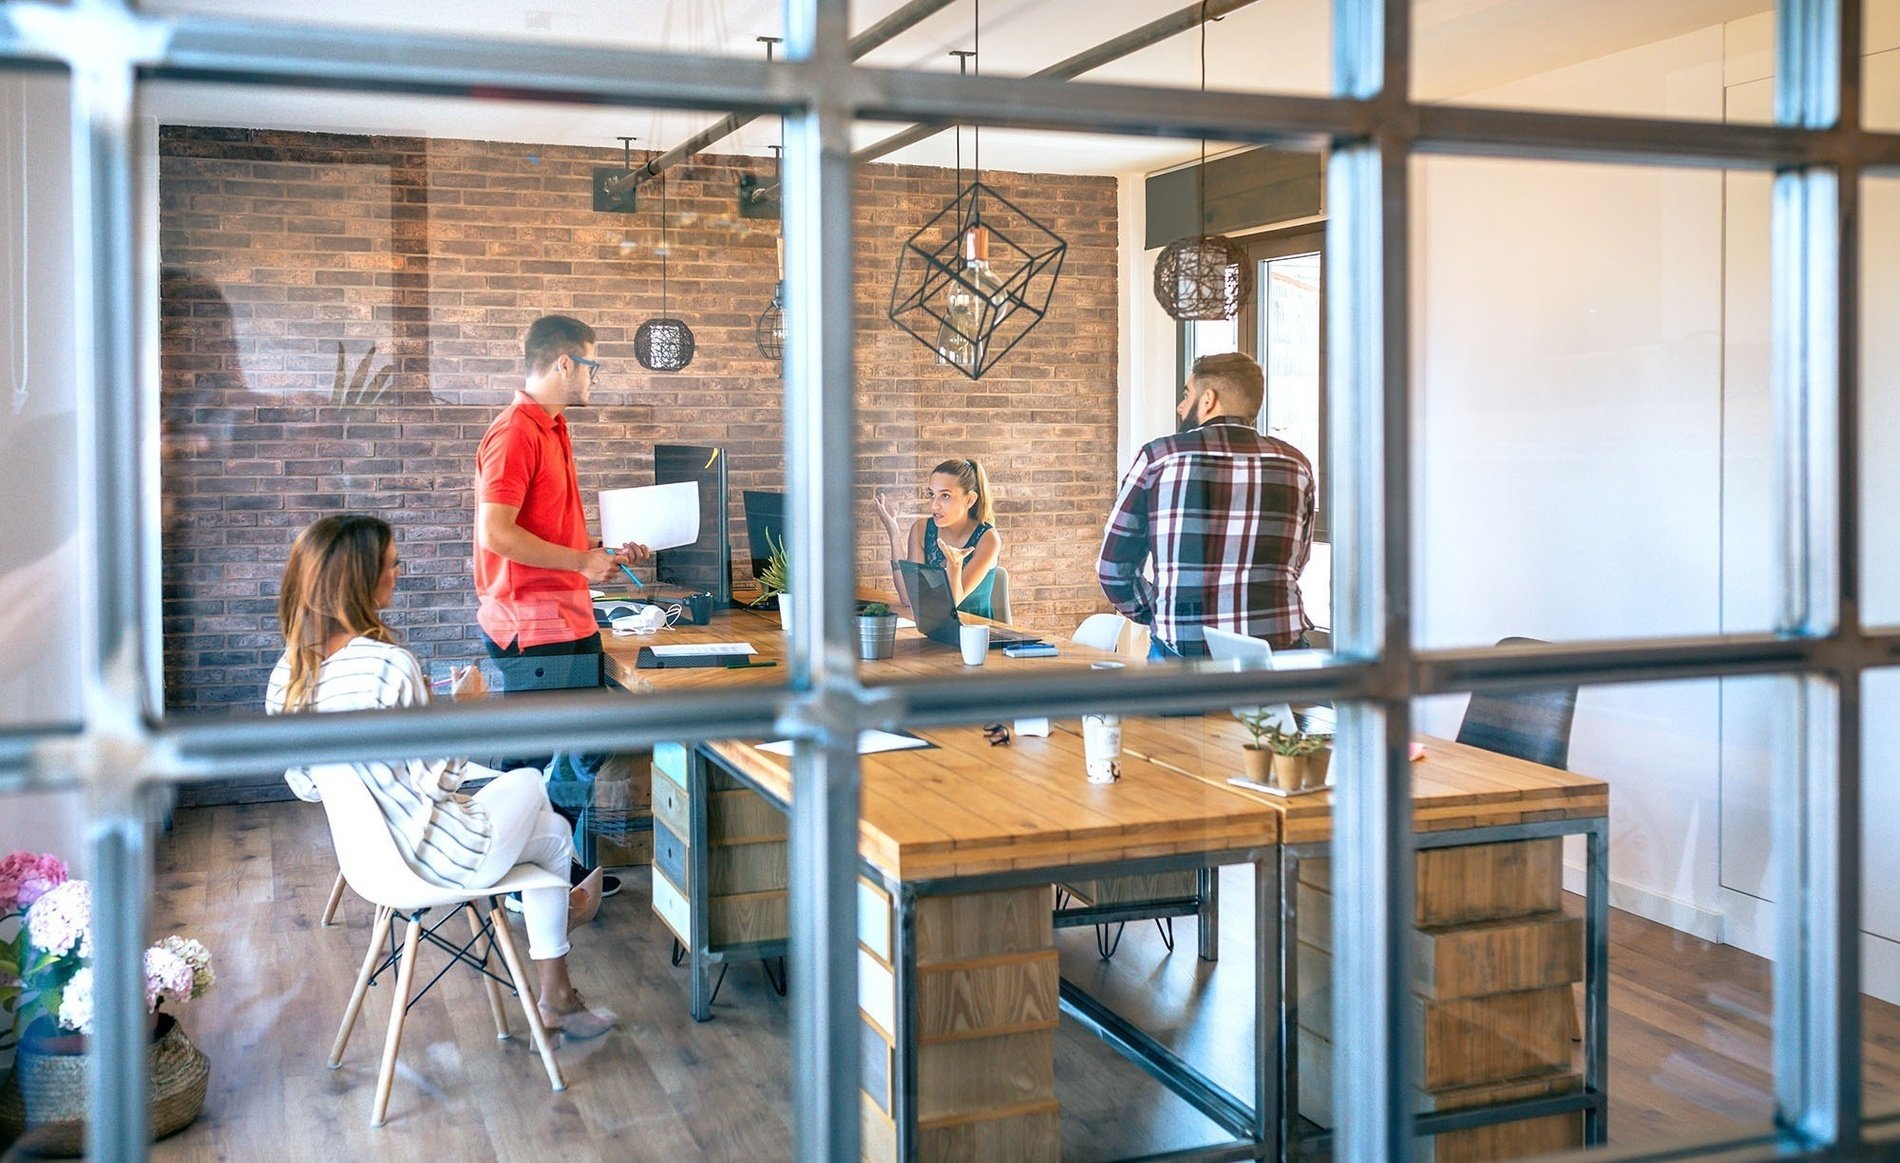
[567,868,602,930]
[538,999,617,1041]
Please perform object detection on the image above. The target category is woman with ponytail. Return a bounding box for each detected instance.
[875,458,1003,619]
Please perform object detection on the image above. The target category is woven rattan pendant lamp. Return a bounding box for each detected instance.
[887,2,1067,380]
[635,167,695,371]
[1153,2,1252,322]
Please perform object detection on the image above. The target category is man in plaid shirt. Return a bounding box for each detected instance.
[1096,352,1317,658]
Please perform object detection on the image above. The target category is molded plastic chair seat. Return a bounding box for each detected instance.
[989,565,1014,625]
[1454,637,1579,770]
[1071,612,1127,653]
[309,764,567,1127]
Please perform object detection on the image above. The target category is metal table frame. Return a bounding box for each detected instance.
[1277,815,1611,1160]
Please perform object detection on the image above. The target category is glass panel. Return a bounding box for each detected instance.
[850,0,1332,99]
[0,72,83,731]
[1864,669,1900,1116]
[1418,674,1779,1154]
[1865,0,1900,133]
[1413,0,1775,125]
[1862,175,1900,627]
[140,0,793,58]
[1411,154,1771,649]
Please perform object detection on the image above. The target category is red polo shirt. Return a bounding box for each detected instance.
[474,392,596,649]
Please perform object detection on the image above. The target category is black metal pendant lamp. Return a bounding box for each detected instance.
[756,237,786,362]
[1153,2,1253,322]
[887,6,1067,380]
[635,166,695,371]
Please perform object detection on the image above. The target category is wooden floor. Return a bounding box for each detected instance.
[137,801,1900,1162]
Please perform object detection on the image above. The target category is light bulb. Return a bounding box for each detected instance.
[936,287,977,367]
[961,226,1012,321]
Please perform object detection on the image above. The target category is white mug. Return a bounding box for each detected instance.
[1082,712,1123,783]
[959,623,990,666]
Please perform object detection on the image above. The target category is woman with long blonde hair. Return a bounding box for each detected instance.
[874,457,1003,618]
[267,514,614,1040]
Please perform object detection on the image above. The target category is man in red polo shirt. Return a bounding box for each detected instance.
[476,314,648,656]
[476,314,648,902]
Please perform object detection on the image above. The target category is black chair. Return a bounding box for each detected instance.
[1454,637,1578,770]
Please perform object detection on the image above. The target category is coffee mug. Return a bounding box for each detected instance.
[959,623,990,665]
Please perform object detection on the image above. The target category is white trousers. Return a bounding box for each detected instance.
[467,767,575,961]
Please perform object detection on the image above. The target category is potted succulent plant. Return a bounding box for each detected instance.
[748,532,791,630]
[858,601,898,660]
[1238,713,1333,792]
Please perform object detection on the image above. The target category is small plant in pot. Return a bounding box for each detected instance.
[1238,713,1333,792]
[858,601,898,660]
[748,532,791,629]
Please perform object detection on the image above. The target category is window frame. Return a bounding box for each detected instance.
[0,1,1877,1160]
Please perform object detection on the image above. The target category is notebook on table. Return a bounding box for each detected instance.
[896,561,1042,650]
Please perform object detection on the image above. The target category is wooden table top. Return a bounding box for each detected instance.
[610,606,1607,876]
[600,606,1127,689]
[1107,715,1609,845]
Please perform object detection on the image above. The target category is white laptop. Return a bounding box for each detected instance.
[1202,627,1300,733]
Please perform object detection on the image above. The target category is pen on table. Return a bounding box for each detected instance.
[724,658,778,669]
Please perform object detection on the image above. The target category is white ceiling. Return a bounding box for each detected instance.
[144,0,1771,176]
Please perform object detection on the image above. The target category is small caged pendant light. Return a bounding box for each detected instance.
[634,166,695,372]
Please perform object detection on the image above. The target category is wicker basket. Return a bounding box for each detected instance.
[0,1014,209,1156]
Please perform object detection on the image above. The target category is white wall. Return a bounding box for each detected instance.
[1121,6,1900,994]
[0,73,87,865]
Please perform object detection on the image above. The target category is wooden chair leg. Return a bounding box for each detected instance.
[467,904,510,1040]
[330,905,394,1068]
[321,871,348,927]
[370,913,424,1128]
[489,903,565,1092]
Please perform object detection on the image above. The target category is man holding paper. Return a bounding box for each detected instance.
[474,315,648,900]
[475,314,650,658]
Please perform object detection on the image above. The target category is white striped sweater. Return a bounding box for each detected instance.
[265,638,495,888]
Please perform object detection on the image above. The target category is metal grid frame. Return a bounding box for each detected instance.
[0,0,1883,1159]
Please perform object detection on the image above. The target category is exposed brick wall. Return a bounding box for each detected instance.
[159,127,1119,713]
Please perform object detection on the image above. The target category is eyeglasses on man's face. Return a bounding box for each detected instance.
[570,355,600,382]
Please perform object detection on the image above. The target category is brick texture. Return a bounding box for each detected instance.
[159,128,1120,713]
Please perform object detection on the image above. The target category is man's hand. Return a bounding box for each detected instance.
[612,541,653,566]
[577,546,622,582]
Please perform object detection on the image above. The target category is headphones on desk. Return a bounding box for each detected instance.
[610,604,677,635]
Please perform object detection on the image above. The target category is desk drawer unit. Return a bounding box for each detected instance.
[1294,840,1584,1161]
[859,883,1060,1163]
[649,748,792,953]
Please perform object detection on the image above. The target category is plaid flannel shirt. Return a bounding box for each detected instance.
[1096,417,1317,654]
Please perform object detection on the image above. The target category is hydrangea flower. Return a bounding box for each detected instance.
[25,879,91,960]
[156,935,215,1000]
[143,946,196,1010]
[0,851,68,913]
[57,966,94,1035]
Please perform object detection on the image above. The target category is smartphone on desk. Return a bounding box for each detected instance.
[1002,642,1058,659]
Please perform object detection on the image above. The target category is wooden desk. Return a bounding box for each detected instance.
[618,610,1277,1162]
[1095,715,1611,1159]
[614,611,1610,1163]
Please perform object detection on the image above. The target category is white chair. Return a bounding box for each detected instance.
[988,565,1014,624]
[1071,612,1127,653]
[310,765,568,1127]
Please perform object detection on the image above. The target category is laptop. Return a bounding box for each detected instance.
[1202,627,1299,732]
[897,561,1042,649]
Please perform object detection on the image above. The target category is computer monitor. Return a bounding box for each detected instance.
[743,490,786,580]
[653,444,730,610]
[1202,627,1299,732]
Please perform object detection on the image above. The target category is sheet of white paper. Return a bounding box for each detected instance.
[647,642,754,657]
[896,617,916,629]
[599,481,699,552]
[756,730,928,757]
